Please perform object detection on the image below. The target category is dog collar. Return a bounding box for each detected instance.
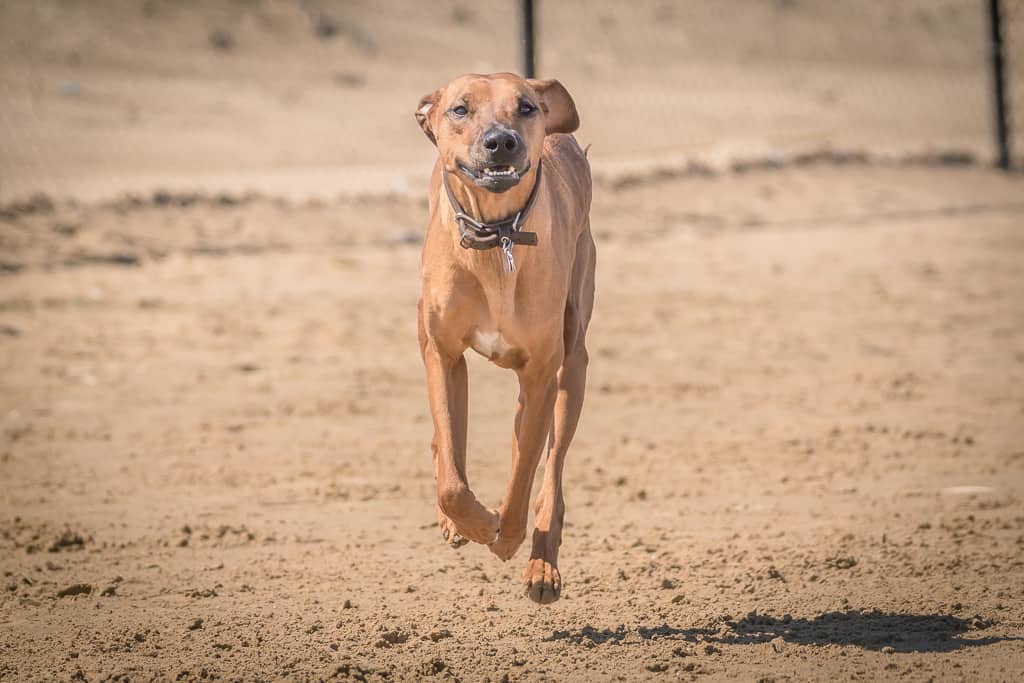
[442,161,542,272]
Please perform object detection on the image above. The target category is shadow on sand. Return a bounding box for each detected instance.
[545,610,1013,654]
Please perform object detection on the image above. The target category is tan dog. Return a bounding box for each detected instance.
[415,73,595,604]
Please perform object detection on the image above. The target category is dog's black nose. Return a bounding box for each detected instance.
[482,128,521,162]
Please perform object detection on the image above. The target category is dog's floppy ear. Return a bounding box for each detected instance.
[415,87,444,145]
[526,79,579,135]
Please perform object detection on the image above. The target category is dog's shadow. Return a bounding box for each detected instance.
[545,610,1013,653]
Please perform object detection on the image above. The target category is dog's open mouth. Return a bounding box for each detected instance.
[481,165,517,178]
[457,159,531,193]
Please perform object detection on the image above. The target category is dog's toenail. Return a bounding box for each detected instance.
[442,528,449,541]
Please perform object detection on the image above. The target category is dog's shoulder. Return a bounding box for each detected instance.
[543,133,588,166]
[542,134,592,212]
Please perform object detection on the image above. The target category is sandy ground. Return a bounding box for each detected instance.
[3,1,1024,681]
[2,164,1024,681]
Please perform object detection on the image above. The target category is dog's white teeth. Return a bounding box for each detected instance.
[484,166,515,177]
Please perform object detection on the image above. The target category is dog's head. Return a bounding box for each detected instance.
[415,73,579,193]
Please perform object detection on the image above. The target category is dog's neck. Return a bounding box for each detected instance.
[442,163,541,225]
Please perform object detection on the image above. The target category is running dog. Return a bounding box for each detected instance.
[415,73,595,604]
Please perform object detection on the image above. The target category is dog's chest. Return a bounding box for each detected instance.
[469,328,527,369]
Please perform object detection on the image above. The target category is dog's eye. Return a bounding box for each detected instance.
[451,105,468,118]
[518,101,537,116]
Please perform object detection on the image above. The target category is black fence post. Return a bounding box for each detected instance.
[522,0,536,78]
[988,0,1011,170]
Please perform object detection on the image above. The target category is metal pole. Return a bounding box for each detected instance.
[522,0,536,78]
[988,0,1011,170]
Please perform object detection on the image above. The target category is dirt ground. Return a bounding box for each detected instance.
[2,164,1023,681]
[3,2,1024,682]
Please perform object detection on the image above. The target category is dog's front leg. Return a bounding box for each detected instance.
[423,343,500,546]
[524,334,589,604]
[488,354,560,562]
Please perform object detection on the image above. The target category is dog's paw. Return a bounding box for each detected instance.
[436,505,469,549]
[523,558,561,605]
[436,488,500,545]
[487,526,526,561]
[448,508,500,546]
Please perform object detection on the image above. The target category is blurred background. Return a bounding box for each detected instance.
[1,0,1021,201]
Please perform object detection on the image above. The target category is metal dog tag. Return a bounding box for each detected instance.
[501,236,515,273]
